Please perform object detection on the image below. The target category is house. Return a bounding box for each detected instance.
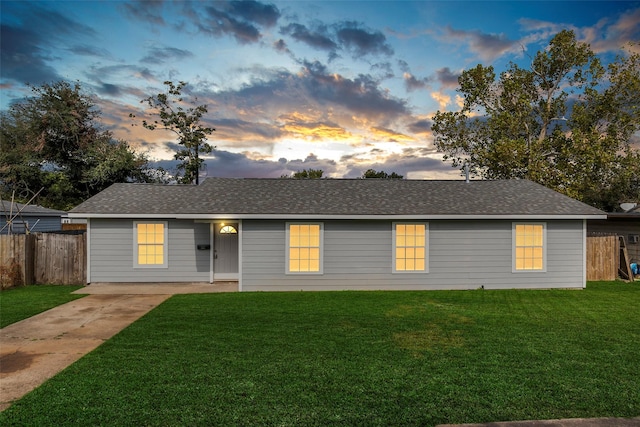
[68,178,606,291]
[0,200,65,234]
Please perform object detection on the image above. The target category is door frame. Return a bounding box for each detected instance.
[208,220,242,283]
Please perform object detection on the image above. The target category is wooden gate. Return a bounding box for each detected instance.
[34,233,86,285]
[586,235,618,281]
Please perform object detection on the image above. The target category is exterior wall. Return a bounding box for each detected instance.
[0,215,62,234]
[241,219,586,291]
[88,219,210,283]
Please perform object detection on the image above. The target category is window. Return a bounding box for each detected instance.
[220,225,237,234]
[393,223,427,272]
[513,223,546,271]
[10,221,28,234]
[286,223,322,274]
[134,222,167,267]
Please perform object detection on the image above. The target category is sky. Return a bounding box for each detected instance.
[1,0,639,180]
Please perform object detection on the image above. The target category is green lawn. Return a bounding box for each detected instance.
[0,285,84,328]
[1,282,639,426]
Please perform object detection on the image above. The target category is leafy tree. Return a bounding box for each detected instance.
[281,169,324,179]
[0,81,155,210]
[133,81,214,185]
[432,30,640,210]
[362,169,403,179]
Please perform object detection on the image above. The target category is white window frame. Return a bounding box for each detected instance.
[133,221,168,268]
[512,222,547,273]
[392,222,429,273]
[285,222,324,275]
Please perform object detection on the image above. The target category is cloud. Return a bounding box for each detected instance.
[280,23,338,53]
[397,59,411,73]
[370,126,416,143]
[140,46,194,65]
[200,6,260,43]
[435,67,460,89]
[341,147,449,179]
[214,118,285,145]
[273,38,291,54]
[431,91,451,110]
[443,26,517,62]
[280,20,393,60]
[403,72,430,91]
[370,61,394,79]
[99,83,123,97]
[283,121,353,141]
[67,44,113,59]
[189,0,281,44]
[226,0,280,27]
[121,0,166,26]
[206,60,408,129]
[302,60,408,122]
[27,5,97,38]
[0,3,97,85]
[151,150,340,179]
[399,60,447,92]
[584,8,640,54]
[84,64,159,89]
[518,7,640,56]
[407,118,432,134]
[0,24,62,84]
[161,147,453,180]
[335,21,394,57]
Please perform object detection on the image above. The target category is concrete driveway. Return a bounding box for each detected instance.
[0,282,236,411]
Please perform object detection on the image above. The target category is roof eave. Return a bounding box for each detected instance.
[68,213,608,220]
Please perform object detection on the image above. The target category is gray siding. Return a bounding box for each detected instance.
[0,215,62,234]
[88,219,210,283]
[241,219,585,291]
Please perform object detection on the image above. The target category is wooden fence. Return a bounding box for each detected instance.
[0,233,86,289]
[62,223,87,231]
[586,235,618,281]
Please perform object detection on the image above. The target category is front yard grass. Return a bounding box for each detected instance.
[0,285,84,328]
[1,281,639,426]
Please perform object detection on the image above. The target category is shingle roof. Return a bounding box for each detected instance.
[0,200,66,216]
[68,178,605,218]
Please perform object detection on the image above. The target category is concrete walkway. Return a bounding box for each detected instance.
[0,282,236,411]
[73,281,239,295]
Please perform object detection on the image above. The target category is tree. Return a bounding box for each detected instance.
[432,30,640,210]
[281,169,324,179]
[362,169,403,179]
[133,81,214,185]
[0,81,156,210]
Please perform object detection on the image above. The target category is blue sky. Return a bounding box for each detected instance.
[1,1,639,179]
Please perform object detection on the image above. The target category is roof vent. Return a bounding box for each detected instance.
[620,203,637,212]
[464,162,470,183]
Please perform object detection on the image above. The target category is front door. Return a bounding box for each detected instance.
[214,223,239,280]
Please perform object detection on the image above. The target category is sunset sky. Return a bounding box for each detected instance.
[2,1,639,179]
